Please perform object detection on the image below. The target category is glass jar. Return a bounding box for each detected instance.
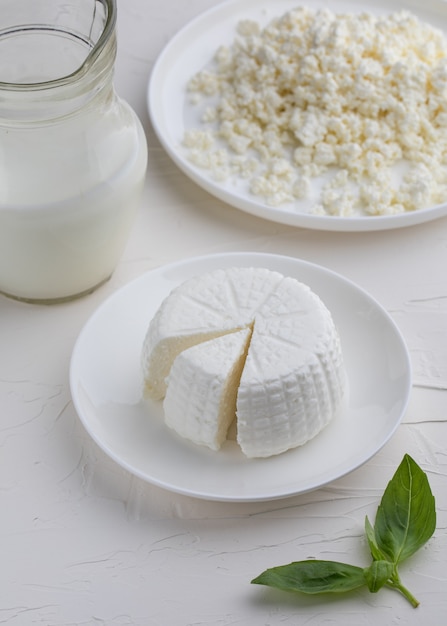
[0,0,148,303]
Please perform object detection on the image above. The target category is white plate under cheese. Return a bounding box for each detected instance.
[141,267,347,458]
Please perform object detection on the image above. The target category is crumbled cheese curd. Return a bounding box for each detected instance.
[183,7,447,216]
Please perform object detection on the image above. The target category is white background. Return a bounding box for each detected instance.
[0,1,446,624]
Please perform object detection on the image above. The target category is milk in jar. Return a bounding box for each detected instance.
[0,0,148,302]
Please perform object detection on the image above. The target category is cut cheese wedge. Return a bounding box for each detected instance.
[141,267,347,458]
[163,327,252,451]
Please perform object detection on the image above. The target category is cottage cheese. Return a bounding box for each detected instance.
[141,267,346,458]
[184,8,447,216]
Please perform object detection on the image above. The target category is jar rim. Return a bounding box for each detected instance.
[0,0,116,90]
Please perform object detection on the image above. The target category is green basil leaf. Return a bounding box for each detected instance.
[365,516,387,561]
[364,560,394,593]
[374,454,436,564]
[252,560,366,594]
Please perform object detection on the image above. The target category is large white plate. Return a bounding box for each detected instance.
[70,252,411,501]
[148,0,447,231]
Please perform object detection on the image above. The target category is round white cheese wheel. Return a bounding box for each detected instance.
[141,267,346,458]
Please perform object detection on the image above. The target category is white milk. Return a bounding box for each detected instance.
[0,100,147,302]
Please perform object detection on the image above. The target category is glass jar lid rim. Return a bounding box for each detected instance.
[0,0,116,90]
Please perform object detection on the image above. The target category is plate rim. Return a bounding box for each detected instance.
[147,0,447,232]
[69,252,412,501]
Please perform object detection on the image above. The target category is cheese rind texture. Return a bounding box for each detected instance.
[141,267,346,457]
[236,278,345,457]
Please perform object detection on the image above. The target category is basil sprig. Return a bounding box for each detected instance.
[252,454,436,607]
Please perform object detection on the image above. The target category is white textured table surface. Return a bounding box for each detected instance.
[1,1,446,624]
